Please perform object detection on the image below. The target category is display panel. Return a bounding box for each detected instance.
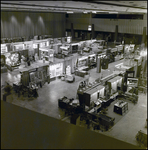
[99,88,105,98]
[24,42,33,50]
[77,56,88,67]
[126,70,135,78]
[91,92,97,102]
[50,39,54,44]
[66,65,71,75]
[29,72,36,82]
[111,81,117,93]
[5,52,20,66]
[127,78,138,87]
[49,63,63,78]
[14,44,24,51]
[56,63,63,76]
[67,37,71,43]
[33,44,38,49]
[40,42,46,48]
[1,44,8,53]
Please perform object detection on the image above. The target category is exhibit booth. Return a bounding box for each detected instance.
[60,44,70,57]
[49,62,64,81]
[75,56,89,77]
[66,36,72,44]
[71,43,79,53]
[39,46,54,63]
[84,85,105,107]
[20,64,50,87]
[107,76,123,95]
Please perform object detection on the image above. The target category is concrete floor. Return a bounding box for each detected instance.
[1,58,147,148]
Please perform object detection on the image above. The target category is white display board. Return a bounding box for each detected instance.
[1,44,8,53]
[66,65,71,75]
[49,63,63,78]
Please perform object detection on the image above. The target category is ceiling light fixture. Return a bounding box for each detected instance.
[109,11,118,14]
[83,11,88,14]
[67,11,73,14]
[92,11,96,13]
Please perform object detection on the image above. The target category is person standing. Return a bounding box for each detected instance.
[3,82,12,102]
[27,56,30,66]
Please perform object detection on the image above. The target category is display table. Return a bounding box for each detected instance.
[78,66,89,71]
[75,70,87,77]
[6,63,20,71]
[114,101,128,115]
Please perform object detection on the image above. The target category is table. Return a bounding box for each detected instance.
[78,66,89,71]
[75,70,87,77]
[114,101,128,115]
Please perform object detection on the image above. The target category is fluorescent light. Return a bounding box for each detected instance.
[109,12,118,14]
[88,25,92,31]
[92,11,96,13]
[67,11,73,13]
[83,11,88,14]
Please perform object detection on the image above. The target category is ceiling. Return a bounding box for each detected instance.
[1,1,147,14]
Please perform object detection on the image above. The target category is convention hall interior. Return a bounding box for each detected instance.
[1,1,147,149]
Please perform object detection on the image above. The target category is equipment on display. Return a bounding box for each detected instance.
[114,100,128,115]
[96,56,101,73]
[4,52,21,71]
[71,43,79,53]
[60,45,70,57]
[20,64,50,87]
[91,40,106,54]
[135,130,147,148]
[101,57,109,69]
[39,46,54,63]
[49,63,63,80]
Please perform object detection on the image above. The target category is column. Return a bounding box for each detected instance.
[141,27,146,45]
[114,25,118,42]
[96,56,101,73]
[91,24,95,39]
[71,23,74,40]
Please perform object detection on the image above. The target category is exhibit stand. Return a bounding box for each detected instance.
[49,62,63,81]
[65,65,75,82]
[20,64,50,87]
[60,45,70,57]
[75,56,89,77]
[39,46,54,63]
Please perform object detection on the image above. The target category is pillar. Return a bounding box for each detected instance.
[71,23,74,40]
[114,25,118,42]
[96,56,101,73]
[92,24,95,39]
[141,27,146,45]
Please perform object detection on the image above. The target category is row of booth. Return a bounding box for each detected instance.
[1,36,72,71]
[57,43,147,130]
[58,69,139,130]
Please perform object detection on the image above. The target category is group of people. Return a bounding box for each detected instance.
[21,53,39,67]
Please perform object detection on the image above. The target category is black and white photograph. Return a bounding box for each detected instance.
[1,1,147,149]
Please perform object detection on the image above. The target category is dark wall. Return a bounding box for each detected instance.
[66,13,147,35]
[1,101,140,149]
[1,11,66,38]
